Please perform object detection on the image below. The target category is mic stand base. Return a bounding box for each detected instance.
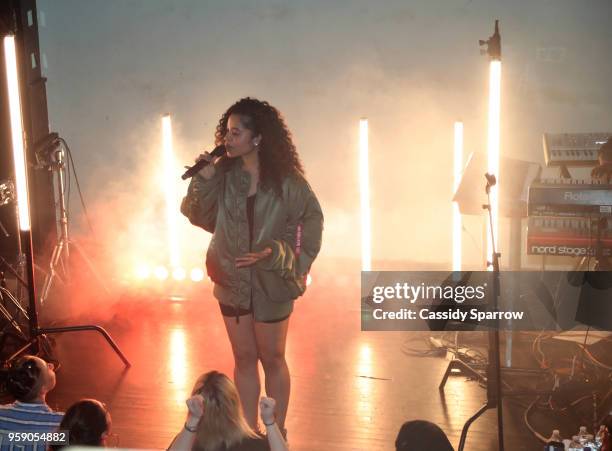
[4,324,131,368]
[439,358,486,390]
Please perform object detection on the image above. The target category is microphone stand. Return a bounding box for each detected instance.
[455,174,505,451]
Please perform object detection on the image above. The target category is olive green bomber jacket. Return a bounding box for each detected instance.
[180,160,324,321]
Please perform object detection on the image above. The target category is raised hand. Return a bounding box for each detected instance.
[259,397,276,425]
[185,394,205,429]
[195,151,217,180]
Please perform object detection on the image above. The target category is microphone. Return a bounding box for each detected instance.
[181,145,226,180]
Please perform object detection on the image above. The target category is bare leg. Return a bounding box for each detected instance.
[222,314,260,429]
[254,318,290,430]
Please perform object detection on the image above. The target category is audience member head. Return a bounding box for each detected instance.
[54,399,111,449]
[396,420,455,451]
[191,371,257,450]
[0,355,56,403]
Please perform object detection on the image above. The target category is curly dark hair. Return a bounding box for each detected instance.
[0,356,43,402]
[214,97,305,194]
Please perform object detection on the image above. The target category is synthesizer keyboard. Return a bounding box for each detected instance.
[528,179,612,218]
[527,216,612,256]
[543,132,611,167]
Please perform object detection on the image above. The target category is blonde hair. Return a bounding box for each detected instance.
[192,371,258,450]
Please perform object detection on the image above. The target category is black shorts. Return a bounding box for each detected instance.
[218,302,290,324]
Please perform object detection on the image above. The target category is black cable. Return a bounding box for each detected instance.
[63,142,70,223]
[578,344,612,371]
[579,327,591,374]
[587,215,593,270]
[67,145,72,234]
[401,336,446,358]
[401,335,488,367]
[521,333,611,444]
[552,268,565,311]
[60,138,96,237]
[63,141,71,228]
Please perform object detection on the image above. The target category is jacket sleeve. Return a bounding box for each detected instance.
[257,177,323,282]
[180,171,223,233]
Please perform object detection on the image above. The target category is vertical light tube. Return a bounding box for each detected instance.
[162,115,180,268]
[4,36,30,231]
[5,35,40,336]
[453,121,463,272]
[359,118,371,272]
[487,61,501,268]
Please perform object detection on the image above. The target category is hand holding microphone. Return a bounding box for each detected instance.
[181,145,226,180]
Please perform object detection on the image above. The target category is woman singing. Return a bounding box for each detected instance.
[181,98,323,435]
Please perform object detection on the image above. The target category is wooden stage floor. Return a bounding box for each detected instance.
[34,280,540,451]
